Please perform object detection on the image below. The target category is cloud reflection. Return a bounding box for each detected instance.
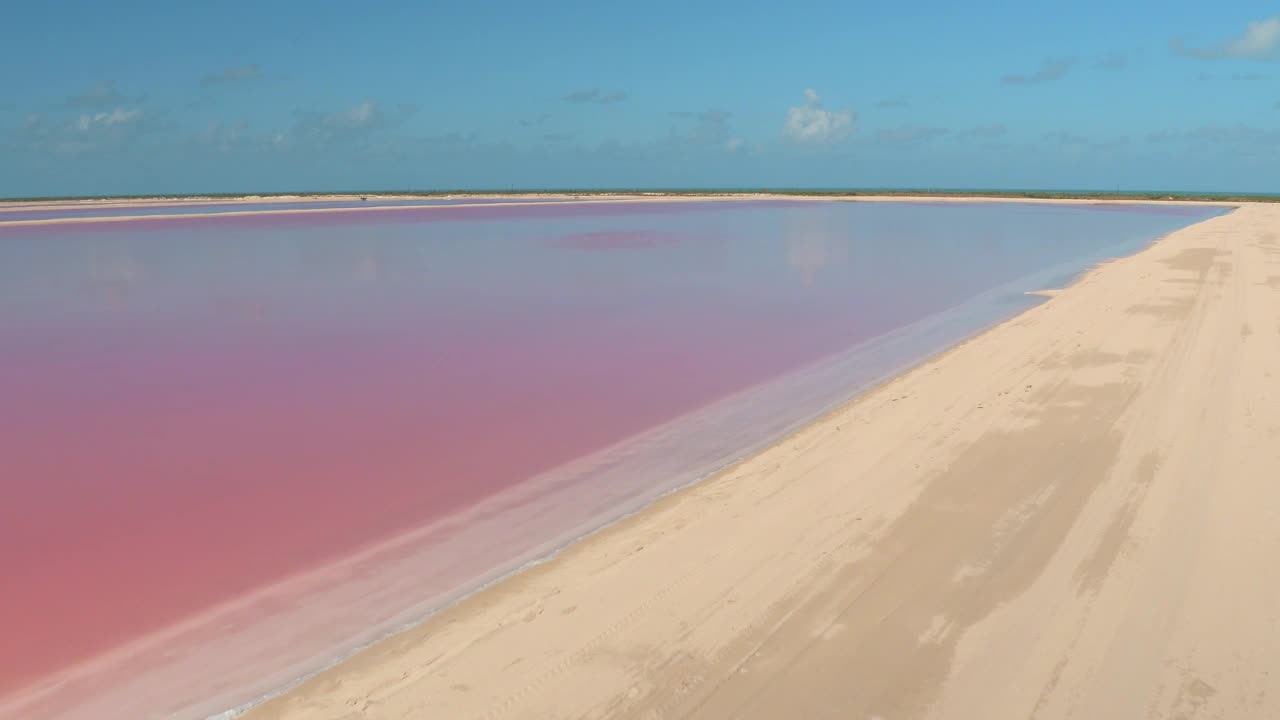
[784,210,848,287]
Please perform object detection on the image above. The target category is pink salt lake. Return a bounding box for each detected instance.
[0,199,1223,718]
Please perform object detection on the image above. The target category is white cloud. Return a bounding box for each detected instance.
[1223,17,1280,58]
[13,106,162,155]
[76,108,143,131]
[290,100,401,144]
[343,101,376,127]
[192,120,297,154]
[1173,16,1280,60]
[783,89,854,144]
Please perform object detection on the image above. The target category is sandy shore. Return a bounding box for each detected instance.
[234,201,1280,719]
[0,193,1240,229]
[0,193,677,218]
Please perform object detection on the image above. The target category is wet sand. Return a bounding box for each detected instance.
[240,201,1280,719]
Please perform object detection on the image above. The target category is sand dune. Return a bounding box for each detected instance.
[243,201,1280,719]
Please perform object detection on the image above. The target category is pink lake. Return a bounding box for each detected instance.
[0,199,1223,718]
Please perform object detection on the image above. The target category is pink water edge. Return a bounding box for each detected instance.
[0,200,1222,718]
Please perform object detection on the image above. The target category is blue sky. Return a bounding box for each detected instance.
[2,1,1278,197]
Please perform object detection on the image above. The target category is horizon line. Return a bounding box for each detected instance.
[4,187,1279,204]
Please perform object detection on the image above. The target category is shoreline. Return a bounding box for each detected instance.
[237,200,1280,719]
[0,192,1240,229]
[1,187,1277,208]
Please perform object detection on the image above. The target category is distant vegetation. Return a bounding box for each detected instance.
[3,188,1278,204]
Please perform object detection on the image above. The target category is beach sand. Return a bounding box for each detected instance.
[237,200,1280,719]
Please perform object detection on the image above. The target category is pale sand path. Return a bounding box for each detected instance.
[238,202,1280,719]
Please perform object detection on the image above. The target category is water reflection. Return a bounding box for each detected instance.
[83,249,146,308]
[783,207,849,287]
[297,233,428,287]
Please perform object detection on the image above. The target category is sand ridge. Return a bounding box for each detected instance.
[241,202,1280,719]
[0,193,1239,228]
